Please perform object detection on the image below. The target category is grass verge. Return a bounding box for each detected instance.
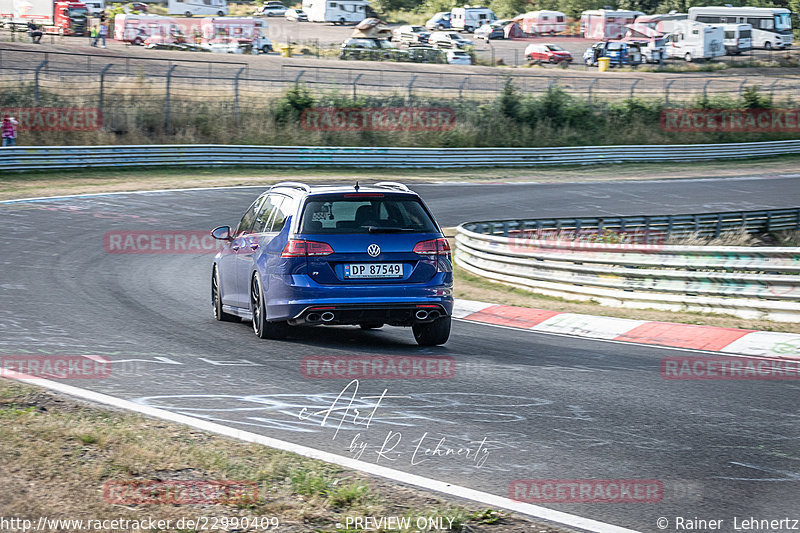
[453,266,800,334]
[0,379,556,533]
[3,154,800,202]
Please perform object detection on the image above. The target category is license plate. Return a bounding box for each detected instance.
[344,263,403,279]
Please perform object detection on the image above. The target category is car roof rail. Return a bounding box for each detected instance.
[270,181,312,193]
[373,181,411,192]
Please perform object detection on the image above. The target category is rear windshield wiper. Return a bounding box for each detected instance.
[366,226,416,233]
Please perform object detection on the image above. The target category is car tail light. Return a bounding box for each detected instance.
[281,239,334,257]
[413,238,451,255]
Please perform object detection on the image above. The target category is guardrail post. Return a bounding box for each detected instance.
[702,79,712,100]
[459,77,468,101]
[766,211,773,233]
[294,70,305,84]
[714,214,722,238]
[98,63,112,128]
[165,64,177,134]
[234,67,245,126]
[352,73,363,101]
[548,77,558,91]
[629,79,640,100]
[768,79,780,105]
[407,75,417,103]
[664,79,676,106]
[34,60,48,105]
[587,78,597,103]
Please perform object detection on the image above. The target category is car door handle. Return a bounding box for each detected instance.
[232,244,240,251]
[249,242,259,250]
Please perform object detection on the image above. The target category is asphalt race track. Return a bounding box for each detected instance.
[3,176,800,532]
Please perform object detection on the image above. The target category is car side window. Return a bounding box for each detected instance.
[272,196,296,233]
[236,196,267,236]
[253,194,283,233]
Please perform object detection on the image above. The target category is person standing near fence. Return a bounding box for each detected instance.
[90,23,99,46]
[27,22,43,44]
[2,115,19,147]
[94,20,108,48]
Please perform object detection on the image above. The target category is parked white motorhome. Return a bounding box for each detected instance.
[580,9,643,40]
[301,0,369,24]
[450,6,495,32]
[722,23,752,54]
[688,6,791,49]
[513,10,566,35]
[664,19,724,61]
[168,0,227,17]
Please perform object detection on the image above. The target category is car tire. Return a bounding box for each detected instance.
[261,44,271,53]
[212,266,238,322]
[217,10,224,16]
[412,316,451,346]
[584,57,593,66]
[133,36,143,45]
[184,11,192,17]
[359,322,383,330]
[764,42,772,50]
[684,52,692,62]
[251,274,288,339]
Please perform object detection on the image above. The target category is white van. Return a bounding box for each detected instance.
[664,20,724,62]
[168,0,228,17]
[301,0,370,24]
[722,23,752,55]
[450,6,495,32]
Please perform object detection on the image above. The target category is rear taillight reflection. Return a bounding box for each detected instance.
[413,238,451,255]
[281,239,334,257]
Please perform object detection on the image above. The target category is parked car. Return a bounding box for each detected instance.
[126,2,148,12]
[392,24,430,43]
[211,182,453,346]
[524,42,573,63]
[339,37,403,60]
[446,49,472,64]
[583,41,643,66]
[404,45,446,63]
[473,22,505,41]
[256,3,288,17]
[425,11,451,30]
[284,8,308,21]
[203,36,245,53]
[429,31,473,49]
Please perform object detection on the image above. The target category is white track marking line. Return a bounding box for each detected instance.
[2,371,641,533]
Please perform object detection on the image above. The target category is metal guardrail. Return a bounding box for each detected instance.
[3,141,800,171]
[464,208,800,240]
[455,210,800,323]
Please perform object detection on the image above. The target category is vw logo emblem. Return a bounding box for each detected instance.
[367,244,381,257]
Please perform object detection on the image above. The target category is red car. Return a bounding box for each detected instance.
[524,43,573,64]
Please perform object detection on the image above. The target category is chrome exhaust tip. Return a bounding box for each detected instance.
[427,310,439,320]
[415,310,429,320]
[321,312,335,322]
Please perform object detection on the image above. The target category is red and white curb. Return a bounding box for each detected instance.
[453,299,800,360]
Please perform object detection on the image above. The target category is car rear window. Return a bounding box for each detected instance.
[299,194,438,234]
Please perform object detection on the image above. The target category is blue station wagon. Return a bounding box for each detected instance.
[211,182,453,345]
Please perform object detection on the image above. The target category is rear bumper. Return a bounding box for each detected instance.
[288,303,451,326]
[264,273,453,322]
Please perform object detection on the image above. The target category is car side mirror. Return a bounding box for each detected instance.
[211,225,232,241]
